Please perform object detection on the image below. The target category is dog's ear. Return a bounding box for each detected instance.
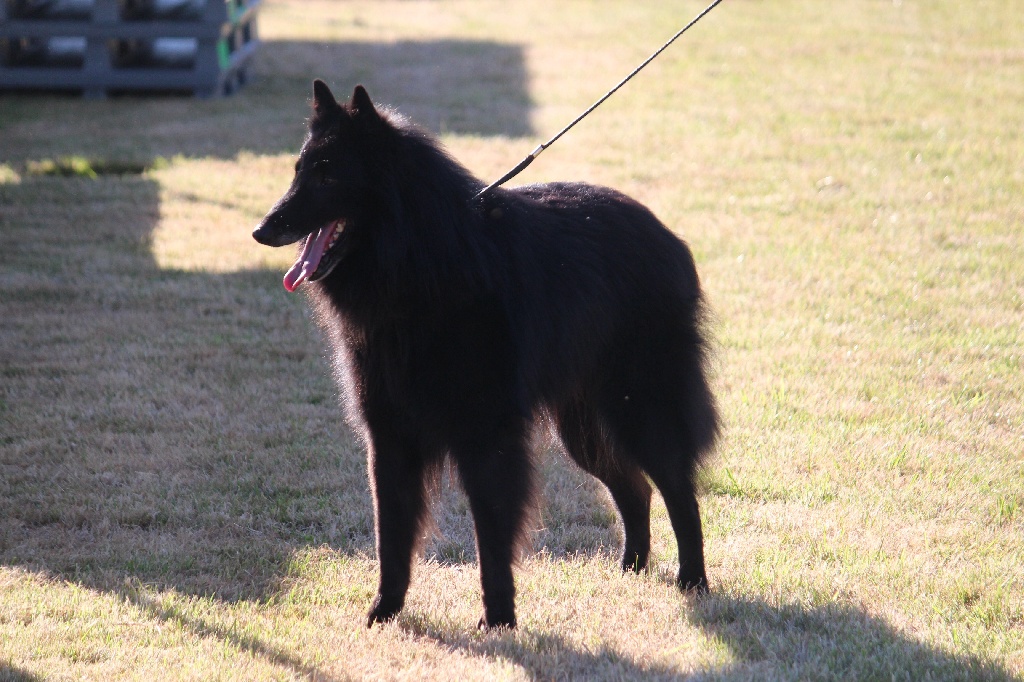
[311,79,341,123]
[349,85,380,123]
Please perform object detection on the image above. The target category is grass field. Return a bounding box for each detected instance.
[1,0,1022,679]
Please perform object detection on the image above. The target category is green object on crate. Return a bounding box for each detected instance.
[217,37,230,71]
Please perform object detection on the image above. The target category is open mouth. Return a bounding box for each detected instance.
[283,220,345,292]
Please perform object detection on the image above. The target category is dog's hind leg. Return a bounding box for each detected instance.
[602,314,717,593]
[555,401,653,573]
[452,420,533,629]
[365,426,431,627]
[601,395,711,594]
[594,382,714,591]
[645,460,708,593]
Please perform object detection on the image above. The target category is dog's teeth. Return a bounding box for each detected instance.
[327,222,344,248]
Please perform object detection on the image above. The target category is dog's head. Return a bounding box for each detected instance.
[252,80,383,292]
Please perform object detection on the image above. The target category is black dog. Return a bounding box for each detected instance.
[253,81,719,629]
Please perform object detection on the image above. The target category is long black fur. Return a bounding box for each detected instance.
[253,82,719,630]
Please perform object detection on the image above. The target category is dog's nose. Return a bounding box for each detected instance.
[252,223,278,246]
[252,213,305,247]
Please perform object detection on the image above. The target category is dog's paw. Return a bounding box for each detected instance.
[478,611,516,631]
[366,594,403,628]
[677,573,710,596]
[620,550,649,574]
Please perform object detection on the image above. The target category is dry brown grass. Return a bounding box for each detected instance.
[1,0,1022,679]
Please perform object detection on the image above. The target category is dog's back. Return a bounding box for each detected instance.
[492,182,715,447]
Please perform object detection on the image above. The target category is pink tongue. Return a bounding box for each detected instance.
[283,223,336,292]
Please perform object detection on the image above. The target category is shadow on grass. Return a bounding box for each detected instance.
[257,39,535,138]
[393,592,1016,681]
[121,587,341,682]
[0,37,533,164]
[689,593,1016,681]
[0,33,535,601]
[0,664,41,682]
[405,619,684,681]
[0,172,370,601]
[0,178,615,605]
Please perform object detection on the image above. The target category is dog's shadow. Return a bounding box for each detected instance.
[395,593,1013,680]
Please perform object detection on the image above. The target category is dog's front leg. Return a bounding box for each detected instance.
[365,427,429,627]
[452,420,533,630]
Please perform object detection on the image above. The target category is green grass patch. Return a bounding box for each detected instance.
[22,156,163,179]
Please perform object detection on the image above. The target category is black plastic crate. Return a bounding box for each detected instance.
[0,0,261,97]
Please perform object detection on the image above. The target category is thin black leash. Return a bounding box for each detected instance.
[474,0,726,201]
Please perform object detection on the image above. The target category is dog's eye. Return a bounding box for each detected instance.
[314,162,336,186]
